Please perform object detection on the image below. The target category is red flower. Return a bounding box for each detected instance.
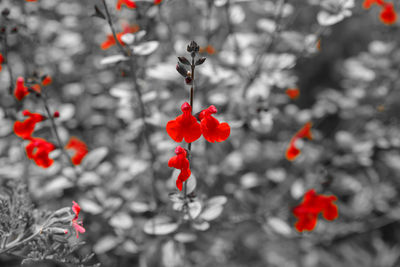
[154,0,162,5]
[285,140,301,161]
[293,189,338,232]
[14,110,45,139]
[116,0,137,10]
[200,45,216,55]
[363,0,384,9]
[101,24,140,50]
[166,102,202,143]
[65,137,88,165]
[285,122,312,161]
[380,3,397,25]
[25,137,56,168]
[71,201,85,238]
[285,88,300,100]
[168,146,191,191]
[295,122,313,140]
[14,77,29,101]
[42,75,52,86]
[199,105,230,143]
[0,53,3,72]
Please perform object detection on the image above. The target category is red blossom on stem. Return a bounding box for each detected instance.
[380,3,397,25]
[101,24,140,50]
[199,105,230,143]
[71,201,85,238]
[14,77,29,101]
[363,0,384,9]
[166,102,202,143]
[293,189,338,232]
[0,53,3,72]
[285,122,312,161]
[65,137,88,165]
[116,0,137,11]
[154,0,163,5]
[13,110,45,139]
[42,75,52,86]
[168,146,191,191]
[25,137,56,168]
[285,88,300,100]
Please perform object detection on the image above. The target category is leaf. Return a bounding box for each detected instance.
[132,41,159,56]
[92,5,106,20]
[207,195,228,206]
[267,217,292,236]
[100,55,128,65]
[82,147,109,170]
[143,216,179,235]
[109,212,134,229]
[162,240,183,267]
[94,235,120,254]
[200,205,224,221]
[168,192,184,203]
[186,174,197,194]
[174,232,197,243]
[188,201,202,219]
[120,33,134,45]
[79,198,103,215]
[192,221,210,231]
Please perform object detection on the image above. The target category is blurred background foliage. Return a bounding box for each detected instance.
[1,0,400,266]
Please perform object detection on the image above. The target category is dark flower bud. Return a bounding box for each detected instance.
[176,62,188,77]
[195,57,206,66]
[187,41,199,53]
[185,76,192,84]
[10,27,18,34]
[178,56,191,65]
[1,9,10,17]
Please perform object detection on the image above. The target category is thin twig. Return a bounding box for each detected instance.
[100,0,159,206]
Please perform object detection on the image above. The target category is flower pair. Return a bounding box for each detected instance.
[285,122,312,161]
[363,0,397,25]
[166,102,230,144]
[293,189,338,232]
[14,110,88,168]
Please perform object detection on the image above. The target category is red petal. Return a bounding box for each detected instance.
[166,119,184,142]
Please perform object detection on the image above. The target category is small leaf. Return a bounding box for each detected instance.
[178,56,191,65]
[195,57,206,65]
[100,55,128,65]
[92,5,106,20]
[267,217,292,236]
[94,235,120,254]
[185,174,197,194]
[188,201,202,219]
[132,41,159,56]
[192,221,210,231]
[168,192,184,203]
[109,212,134,229]
[200,205,224,221]
[120,33,134,45]
[82,147,109,170]
[174,232,197,243]
[79,198,103,215]
[143,216,179,235]
[176,62,189,77]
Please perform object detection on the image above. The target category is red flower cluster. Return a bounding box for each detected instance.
[285,122,312,161]
[154,0,163,5]
[285,88,300,100]
[363,0,397,25]
[293,189,338,232]
[14,110,45,139]
[25,137,56,168]
[167,102,230,190]
[116,0,136,10]
[101,24,140,50]
[168,146,191,191]
[65,137,89,165]
[71,201,85,238]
